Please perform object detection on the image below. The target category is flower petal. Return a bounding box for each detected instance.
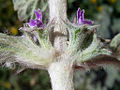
[80,9,85,21]
[77,18,82,25]
[77,7,94,25]
[77,8,81,24]
[29,19,37,27]
[36,20,44,28]
[83,20,94,25]
[77,8,81,20]
[35,9,42,21]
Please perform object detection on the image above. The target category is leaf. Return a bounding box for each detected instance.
[66,24,99,55]
[12,0,48,21]
[110,33,120,51]
[110,33,120,60]
[34,28,52,49]
[0,33,55,69]
[76,33,111,63]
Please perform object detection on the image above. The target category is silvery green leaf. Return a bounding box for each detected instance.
[34,29,52,49]
[76,33,111,62]
[110,33,120,60]
[66,24,98,54]
[110,33,120,50]
[0,33,55,69]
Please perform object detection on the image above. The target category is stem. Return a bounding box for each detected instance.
[48,61,74,90]
[48,0,74,90]
[48,0,68,53]
[49,0,67,20]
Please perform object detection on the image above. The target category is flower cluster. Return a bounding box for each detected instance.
[29,8,93,28]
[77,8,93,25]
[29,9,44,28]
[22,8,93,42]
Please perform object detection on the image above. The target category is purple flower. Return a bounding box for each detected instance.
[29,9,44,28]
[77,8,93,25]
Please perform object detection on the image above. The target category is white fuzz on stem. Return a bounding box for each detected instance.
[48,61,74,90]
[48,0,74,90]
[49,0,67,21]
[49,0,67,53]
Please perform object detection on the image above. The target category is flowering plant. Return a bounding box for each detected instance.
[0,0,120,90]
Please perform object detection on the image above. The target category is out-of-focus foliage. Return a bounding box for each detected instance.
[74,66,120,90]
[110,33,120,51]
[0,0,21,36]
[0,68,51,90]
[12,0,48,22]
[0,0,120,90]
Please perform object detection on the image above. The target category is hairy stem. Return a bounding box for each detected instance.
[49,0,67,21]
[48,0,68,53]
[48,61,74,90]
[48,0,74,90]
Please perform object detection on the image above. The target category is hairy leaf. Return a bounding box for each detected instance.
[110,33,120,51]
[77,34,111,63]
[0,33,55,69]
